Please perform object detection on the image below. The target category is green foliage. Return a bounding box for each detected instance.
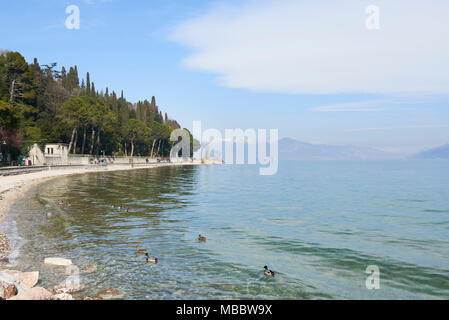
[0,51,184,162]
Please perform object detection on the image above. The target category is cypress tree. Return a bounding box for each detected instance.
[151,96,156,112]
[73,65,79,88]
[86,72,91,95]
[61,67,67,89]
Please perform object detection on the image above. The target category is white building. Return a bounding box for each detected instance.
[29,143,68,165]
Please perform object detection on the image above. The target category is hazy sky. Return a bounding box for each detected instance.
[1,0,448,154]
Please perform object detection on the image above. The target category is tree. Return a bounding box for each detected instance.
[86,72,90,95]
[0,51,184,163]
[0,51,29,105]
[148,121,172,158]
[61,97,87,154]
[124,119,150,157]
[0,100,23,162]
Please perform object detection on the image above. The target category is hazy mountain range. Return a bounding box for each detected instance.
[203,138,449,161]
[278,138,399,160]
[278,138,449,160]
[411,144,449,159]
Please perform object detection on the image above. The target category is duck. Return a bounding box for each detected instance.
[145,252,158,264]
[135,246,147,254]
[263,266,275,277]
[198,234,206,242]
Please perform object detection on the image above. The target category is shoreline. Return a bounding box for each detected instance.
[0,161,220,259]
[0,160,220,299]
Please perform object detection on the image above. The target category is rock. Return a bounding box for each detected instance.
[3,270,39,288]
[51,293,75,300]
[53,280,85,294]
[83,296,103,300]
[44,257,73,266]
[0,279,17,299]
[97,288,123,300]
[8,287,52,300]
[82,266,97,273]
[0,271,31,296]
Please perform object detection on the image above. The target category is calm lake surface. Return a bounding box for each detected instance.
[2,160,449,299]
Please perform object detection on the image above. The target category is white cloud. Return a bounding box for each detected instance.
[346,125,449,132]
[171,0,449,94]
[312,95,441,112]
[313,101,384,112]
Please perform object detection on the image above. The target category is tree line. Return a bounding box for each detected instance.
[0,50,192,164]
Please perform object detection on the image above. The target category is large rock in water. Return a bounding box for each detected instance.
[3,270,39,288]
[44,257,73,266]
[8,287,53,300]
[0,279,17,299]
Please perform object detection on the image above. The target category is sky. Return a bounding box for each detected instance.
[1,0,448,155]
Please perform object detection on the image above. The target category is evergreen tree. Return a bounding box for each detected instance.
[86,72,91,95]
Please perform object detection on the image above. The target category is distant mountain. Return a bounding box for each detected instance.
[278,138,398,160]
[411,144,449,159]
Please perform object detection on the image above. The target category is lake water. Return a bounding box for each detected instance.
[1,161,449,299]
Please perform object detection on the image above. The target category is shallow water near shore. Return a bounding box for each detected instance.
[1,161,449,299]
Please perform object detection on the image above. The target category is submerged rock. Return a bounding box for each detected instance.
[8,287,52,300]
[82,296,103,300]
[53,280,85,294]
[3,270,39,288]
[81,266,97,274]
[44,257,73,267]
[51,293,75,300]
[97,288,123,300]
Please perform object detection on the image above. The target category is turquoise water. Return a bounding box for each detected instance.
[1,161,449,299]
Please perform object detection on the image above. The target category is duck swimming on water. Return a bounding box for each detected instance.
[263,266,275,277]
[198,234,206,242]
[145,252,158,264]
[135,246,147,254]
